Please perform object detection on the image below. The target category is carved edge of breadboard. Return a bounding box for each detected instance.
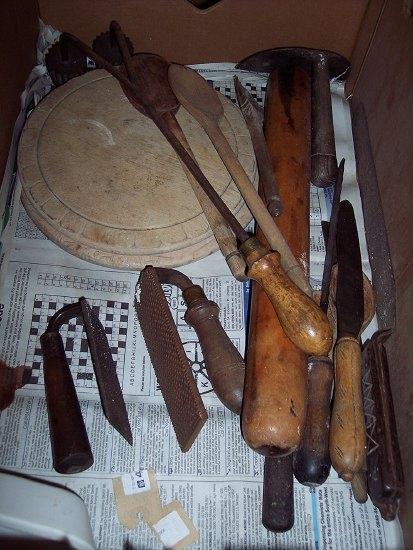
[135,266,208,452]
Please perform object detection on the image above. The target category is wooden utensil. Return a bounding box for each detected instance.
[233,76,283,216]
[64,29,332,357]
[243,66,310,458]
[245,65,311,533]
[329,200,366,482]
[109,23,247,281]
[168,63,312,297]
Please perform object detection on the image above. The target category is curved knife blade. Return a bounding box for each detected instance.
[336,200,364,339]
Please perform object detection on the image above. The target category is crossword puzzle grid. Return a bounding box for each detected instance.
[210,80,267,106]
[37,272,131,294]
[25,294,129,388]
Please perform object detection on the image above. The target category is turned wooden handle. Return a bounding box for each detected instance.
[293,356,334,485]
[183,287,245,414]
[310,53,338,188]
[262,455,294,531]
[163,112,247,281]
[245,250,332,356]
[330,336,366,481]
[41,331,93,474]
[203,120,312,296]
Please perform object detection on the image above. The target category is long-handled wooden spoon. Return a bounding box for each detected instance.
[168,63,312,297]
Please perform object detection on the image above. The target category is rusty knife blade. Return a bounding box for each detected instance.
[80,297,133,445]
[336,200,364,339]
[320,159,344,312]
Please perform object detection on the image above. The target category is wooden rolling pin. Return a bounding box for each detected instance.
[243,66,311,460]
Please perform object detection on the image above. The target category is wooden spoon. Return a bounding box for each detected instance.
[117,56,331,355]
[168,63,312,297]
[116,50,247,280]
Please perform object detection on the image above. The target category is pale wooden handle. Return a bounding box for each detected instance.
[205,121,312,296]
[247,251,332,356]
[164,113,247,281]
[330,336,366,481]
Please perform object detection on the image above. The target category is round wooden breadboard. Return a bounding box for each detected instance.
[18,69,257,269]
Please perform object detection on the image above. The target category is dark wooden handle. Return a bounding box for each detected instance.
[183,286,245,414]
[41,331,93,474]
[364,331,403,520]
[262,455,294,532]
[311,53,338,188]
[330,336,366,481]
[294,356,333,485]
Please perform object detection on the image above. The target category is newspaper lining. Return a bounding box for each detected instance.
[0,25,404,550]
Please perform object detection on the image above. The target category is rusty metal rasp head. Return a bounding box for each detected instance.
[135,266,208,452]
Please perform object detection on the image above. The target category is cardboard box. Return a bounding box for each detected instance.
[1,0,412,544]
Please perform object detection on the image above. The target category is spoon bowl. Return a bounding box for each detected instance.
[169,63,224,124]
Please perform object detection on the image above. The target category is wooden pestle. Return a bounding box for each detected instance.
[243,66,311,460]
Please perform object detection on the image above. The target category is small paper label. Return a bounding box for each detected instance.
[153,510,190,548]
[121,470,151,496]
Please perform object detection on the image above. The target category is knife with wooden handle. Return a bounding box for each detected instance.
[329,200,366,481]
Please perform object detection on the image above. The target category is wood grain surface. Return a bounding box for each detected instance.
[242,67,311,455]
[18,69,257,269]
[330,336,366,481]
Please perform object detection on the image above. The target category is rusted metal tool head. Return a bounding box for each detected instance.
[80,298,133,445]
[237,47,350,188]
[45,36,89,86]
[236,47,349,80]
[135,266,208,452]
[362,330,404,521]
[92,29,134,66]
[0,360,32,411]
